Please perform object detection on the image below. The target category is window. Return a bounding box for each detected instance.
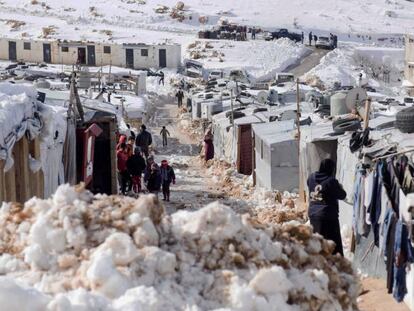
[141,49,148,57]
[103,46,111,54]
[23,42,31,50]
[61,46,69,52]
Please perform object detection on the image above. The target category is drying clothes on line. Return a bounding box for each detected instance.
[393,220,414,302]
[352,153,414,303]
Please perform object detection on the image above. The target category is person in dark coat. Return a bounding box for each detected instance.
[204,128,214,162]
[301,31,304,44]
[146,163,162,196]
[144,155,155,184]
[308,31,313,46]
[314,34,318,42]
[251,27,256,40]
[160,126,170,147]
[176,88,184,107]
[158,71,165,86]
[135,124,152,158]
[127,147,146,193]
[307,159,347,256]
[160,160,176,201]
[117,143,130,195]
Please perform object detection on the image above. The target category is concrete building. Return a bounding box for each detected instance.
[405,34,414,96]
[0,38,181,69]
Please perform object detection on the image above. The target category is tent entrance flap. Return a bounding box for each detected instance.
[159,49,167,68]
[126,49,134,68]
[87,45,96,66]
[77,47,86,64]
[43,43,51,63]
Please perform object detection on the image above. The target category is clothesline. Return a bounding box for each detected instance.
[372,147,414,162]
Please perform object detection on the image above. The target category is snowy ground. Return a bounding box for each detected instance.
[0,0,413,44]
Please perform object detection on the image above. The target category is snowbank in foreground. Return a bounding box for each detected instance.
[0,184,359,310]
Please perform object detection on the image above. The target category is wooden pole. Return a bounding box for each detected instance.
[363,98,372,130]
[296,78,301,150]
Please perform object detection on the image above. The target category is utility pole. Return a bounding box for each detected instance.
[296,78,301,152]
[230,88,234,126]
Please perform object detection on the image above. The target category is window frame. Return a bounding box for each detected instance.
[23,42,31,50]
[103,46,111,54]
[141,49,148,57]
[61,46,69,52]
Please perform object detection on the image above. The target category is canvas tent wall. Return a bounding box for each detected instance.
[253,120,299,192]
[0,83,44,203]
[0,38,181,69]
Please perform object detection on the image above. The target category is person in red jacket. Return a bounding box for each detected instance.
[117,143,129,195]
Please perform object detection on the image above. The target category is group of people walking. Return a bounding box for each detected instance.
[116,124,176,201]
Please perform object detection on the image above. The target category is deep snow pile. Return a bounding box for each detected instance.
[0,184,358,310]
[186,38,310,81]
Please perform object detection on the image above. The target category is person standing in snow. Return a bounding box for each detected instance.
[160,126,170,147]
[127,147,146,194]
[144,155,155,185]
[158,71,165,86]
[314,34,318,43]
[160,160,176,202]
[301,32,304,44]
[117,143,130,195]
[146,163,162,197]
[308,31,313,46]
[251,27,256,40]
[135,124,153,158]
[204,128,214,162]
[176,88,184,108]
[307,159,347,256]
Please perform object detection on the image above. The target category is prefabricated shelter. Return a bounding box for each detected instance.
[0,37,181,69]
[252,120,299,192]
[405,34,414,96]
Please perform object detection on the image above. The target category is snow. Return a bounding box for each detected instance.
[0,0,413,45]
[186,38,310,80]
[0,185,359,311]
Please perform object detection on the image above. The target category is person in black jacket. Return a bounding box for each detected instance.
[307,159,347,256]
[127,147,146,193]
[146,163,161,196]
[160,159,176,201]
[135,124,152,158]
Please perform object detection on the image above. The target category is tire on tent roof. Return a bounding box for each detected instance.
[333,119,361,133]
[396,107,414,133]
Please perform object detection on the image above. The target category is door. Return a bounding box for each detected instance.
[126,49,134,68]
[237,124,253,175]
[87,45,96,66]
[159,49,167,68]
[77,47,86,64]
[8,41,16,61]
[43,43,51,63]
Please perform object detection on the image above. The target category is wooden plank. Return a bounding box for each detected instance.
[4,163,16,202]
[0,160,5,202]
[14,136,30,203]
[29,137,44,198]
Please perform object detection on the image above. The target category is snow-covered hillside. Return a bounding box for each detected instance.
[0,0,413,44]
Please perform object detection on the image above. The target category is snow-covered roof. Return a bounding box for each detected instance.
[253,120,296,146]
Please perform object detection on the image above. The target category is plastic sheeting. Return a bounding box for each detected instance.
[38,104,67,198]
[0,83,43,171]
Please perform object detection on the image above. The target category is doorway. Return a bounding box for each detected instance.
[126,49,134,68]
[43,43,51,63]
[159,49,167,68]
[77,47,86,64]
[8,41,16,61]
[87,45,96,66]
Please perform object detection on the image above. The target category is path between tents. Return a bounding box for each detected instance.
[147,95,252,215]
[286,46,330,78]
